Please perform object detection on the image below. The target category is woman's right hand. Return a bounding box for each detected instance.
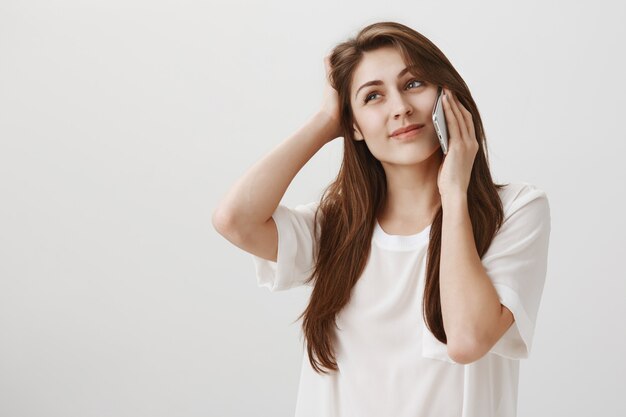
[319,54,343,142]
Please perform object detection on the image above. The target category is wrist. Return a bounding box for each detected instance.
[313,111,341,143]
[441,191,468,209]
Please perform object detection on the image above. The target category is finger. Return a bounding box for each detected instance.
[443,90,462,144]
[446,90,470,142]
[457,98,476,144]
[449,92,478,148]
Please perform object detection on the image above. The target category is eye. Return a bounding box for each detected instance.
[363,92,379,103]
[363,79,424,104]
[407,79,423,89]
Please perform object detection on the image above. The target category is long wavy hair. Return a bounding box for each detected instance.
[293,21,507,375]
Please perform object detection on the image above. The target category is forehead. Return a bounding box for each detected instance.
[352,47,410,86]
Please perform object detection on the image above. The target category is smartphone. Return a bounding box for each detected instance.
[432,86,449,155]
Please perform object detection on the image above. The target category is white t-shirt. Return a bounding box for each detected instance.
[251,182,551,417]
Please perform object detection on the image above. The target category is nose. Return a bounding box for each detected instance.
[391,92,412,118]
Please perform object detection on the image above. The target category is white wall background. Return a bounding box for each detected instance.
[1,0,625,416]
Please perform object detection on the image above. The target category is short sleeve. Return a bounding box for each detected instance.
[482,183,551,360]
[251,201,320,292]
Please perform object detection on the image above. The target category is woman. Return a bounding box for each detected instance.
[213,21,551,417]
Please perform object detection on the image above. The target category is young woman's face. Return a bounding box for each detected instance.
[350,46,442,165]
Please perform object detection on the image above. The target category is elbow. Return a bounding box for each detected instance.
[447,348,475,365]
[447,337,485,365]
[212,206,236,236]
[213,209,246,247]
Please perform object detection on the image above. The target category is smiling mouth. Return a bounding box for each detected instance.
[391,125,425,139]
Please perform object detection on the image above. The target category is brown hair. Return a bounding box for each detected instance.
[293,21,507,375]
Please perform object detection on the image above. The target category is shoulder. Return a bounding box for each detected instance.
[290,201,321,221]
[496,181,550,221]
[297,200,320,211]
[279,200,319,216]
[282,201,323,230]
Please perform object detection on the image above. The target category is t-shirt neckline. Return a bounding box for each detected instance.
[373,219,432,250]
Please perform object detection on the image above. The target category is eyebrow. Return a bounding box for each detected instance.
[354,66,414,100]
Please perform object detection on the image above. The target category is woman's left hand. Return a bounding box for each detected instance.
[436,88,479,199]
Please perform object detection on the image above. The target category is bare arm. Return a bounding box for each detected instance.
[440,193,514,364]
[213,54,342,261]
[212,111,339,261]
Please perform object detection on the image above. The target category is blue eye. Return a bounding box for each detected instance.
[407,79,423,89]
[363,92,378,103]
[363,79,423,104]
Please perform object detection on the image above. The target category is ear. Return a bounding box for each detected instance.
[352,123,364,141]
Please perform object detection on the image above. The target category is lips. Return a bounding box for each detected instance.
[391,123,424,137]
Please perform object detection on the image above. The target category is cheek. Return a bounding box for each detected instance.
[425,125,441,146]
[362,116,389,136]
[356,110,376,127]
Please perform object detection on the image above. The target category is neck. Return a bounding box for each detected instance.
[378,150,442,223]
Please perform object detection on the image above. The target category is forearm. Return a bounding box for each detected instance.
[439,193,502,354]
[214,111,337,227]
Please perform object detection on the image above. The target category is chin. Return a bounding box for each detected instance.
[367,136,441,162]
[378,148,441,165]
